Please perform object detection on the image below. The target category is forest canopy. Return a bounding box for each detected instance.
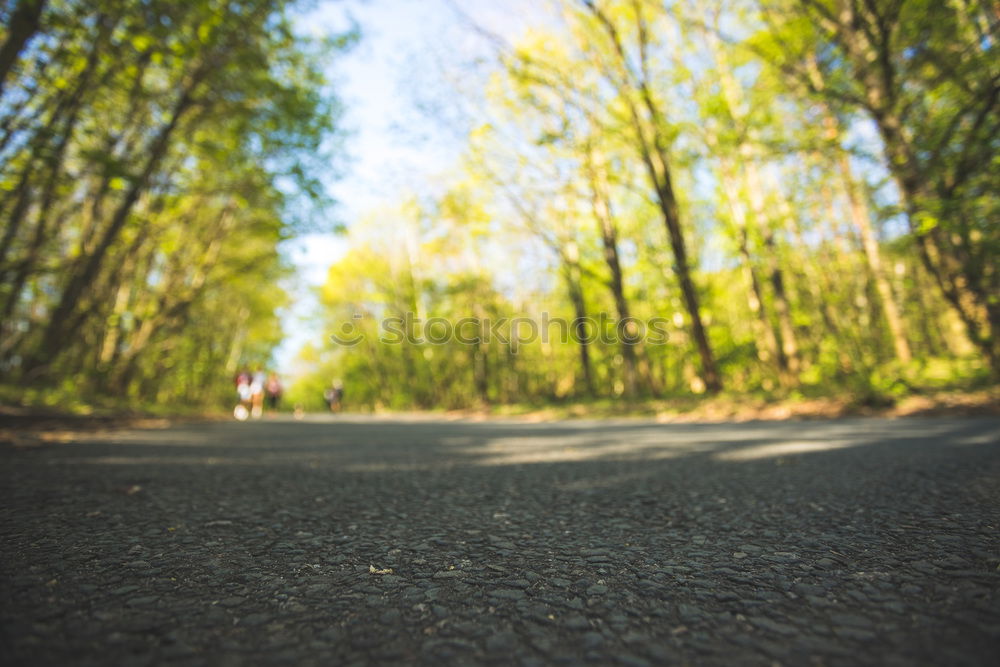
[0,0,354,409]
[298,0,998,412]
[1,0,996,414]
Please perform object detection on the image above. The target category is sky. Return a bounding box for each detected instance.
[275,0,540,375]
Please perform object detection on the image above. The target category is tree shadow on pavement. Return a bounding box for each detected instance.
[1,416,998,666]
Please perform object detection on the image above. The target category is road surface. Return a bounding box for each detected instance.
[2,415,999,665]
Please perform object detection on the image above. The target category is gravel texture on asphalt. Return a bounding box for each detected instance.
[1,415,999,666]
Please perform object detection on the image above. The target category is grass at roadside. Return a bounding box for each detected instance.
[3,356,998,426]
[451,387,1000,422]
[0,383,213,419]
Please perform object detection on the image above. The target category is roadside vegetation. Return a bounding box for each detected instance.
[0,0,353,410]
[294,0,999,414]
[1,0,997,418]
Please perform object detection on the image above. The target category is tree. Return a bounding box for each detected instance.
[0,0,353,406]
[758,0,1000,370]
[576,0,722,391]
[0,0,46,95]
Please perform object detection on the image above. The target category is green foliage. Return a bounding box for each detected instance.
[6,0,992,414]
[757,0,1000,362]
[0,0,352,410]
[291,0,995,411]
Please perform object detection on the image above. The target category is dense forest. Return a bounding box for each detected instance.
[0,0,352,409]
[296,0,998,411]
[1,0,997,413]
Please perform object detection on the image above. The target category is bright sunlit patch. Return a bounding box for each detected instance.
[462,431,719,466]
[954,430,1000,445]
[713,440,856,462]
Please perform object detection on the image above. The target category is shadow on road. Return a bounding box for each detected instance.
[12,414,999,471]
[2,416,998,666]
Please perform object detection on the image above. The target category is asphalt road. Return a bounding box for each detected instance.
[2,415,999,666]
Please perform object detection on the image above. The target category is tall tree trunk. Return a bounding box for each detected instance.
[653,161,721,392]
[584,147,650,396]
[475,304,492,403]
[840,155,912,364]
[819,111,913,364]
[702,3,804,381]
[717,156,783,372]
[813,170,878,374]
[0,161,36,276]
[910,262,945,357]
[739,148,801,378]
[488,165,597,397]
[581,0,721,391]
[0,20,101,272]
[795,218,840,338]
[0,0,46,96]
[559,244,595,397]
[99,277,133,367]
[763,229,799,374]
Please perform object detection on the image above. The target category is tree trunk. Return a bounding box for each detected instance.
[763,229,799,374]
[0,162,36,277]
[697,29,791,381]
[560,247,595,397]
[473,346,490,403]
[910,262,945,357]
[653,163,721,392]
[585,148,649,396]
[836,150,912,364]
[739,148,800,378]
[802,81,913,365]
[0,0,46,96]
[581,0,721,392]
[804,4,997,369]
[717,157,783,372]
